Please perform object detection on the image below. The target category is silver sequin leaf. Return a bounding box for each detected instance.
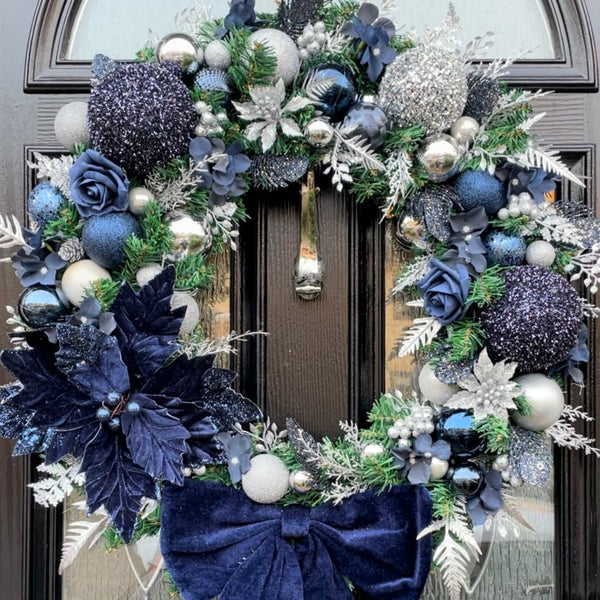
[445,348,520,422]
[27,151,74,199]
[232,79,311,152]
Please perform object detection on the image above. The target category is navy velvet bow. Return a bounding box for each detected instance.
[160,480,432,600]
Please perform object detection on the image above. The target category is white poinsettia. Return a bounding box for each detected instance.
[445,348,520,421]
[232,78,312,152]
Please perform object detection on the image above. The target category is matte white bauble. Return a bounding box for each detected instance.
[204,40,232,70]
[54,101,90,150]
[418,362,458,405]
[135,264,163,287]
[248,29,300,86]
[511,373,565,431]
[170,292,200,336]
[429,457,449,480]
[526,240,556,267]
[60,260,111,307]
[241,454,290,504]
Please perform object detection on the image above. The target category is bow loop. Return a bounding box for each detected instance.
[281,504,311,539]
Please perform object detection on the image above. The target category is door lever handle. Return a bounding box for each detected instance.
[294,170,323,300]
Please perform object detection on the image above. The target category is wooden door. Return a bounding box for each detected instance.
[1,1,599,598]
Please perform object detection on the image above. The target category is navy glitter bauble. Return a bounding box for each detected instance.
[28,182,65,228]
[484,231,527,266]
[341,101,388,149]
[481,265,583,372]
[88,62,196,175]
[82,213,142,269]
[464,72,502,122]
[18,286,68,328]
[450,463,484,498]
[453,170,507,216]
[303,63,357,121]
[434,409,486,459]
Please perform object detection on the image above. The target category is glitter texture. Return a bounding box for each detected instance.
[378,44,467,135]
[407,187,458,242]
[250,155,309,189]
[481,265,582,372]
[463,72,502,122]
[88,63,196,175]
[508,426,552,486]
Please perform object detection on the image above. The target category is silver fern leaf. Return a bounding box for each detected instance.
[517,145,585,187]
[0,214,30,250]
[303,72,338,103]
[335,130,386,172]
[396,317,442,357]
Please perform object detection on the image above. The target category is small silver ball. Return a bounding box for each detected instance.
[305,118,334,147]
[418,135,461,183]
[128,187,154,216]
[289,469,315,493]
[526,240,556,267]
[168,215,212,256]
[397,438,411,448]
[204,40,232,70]
[362,443,386,458]
[156,33,198,69]
[450,116,480,147]
[182,467,193,477]
[493,455,510,471]
[387,426,400,439]
[54,101,90,149]
[511,374,564,431]
[418,362,457,405]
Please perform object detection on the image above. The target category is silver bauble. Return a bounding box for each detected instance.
[136,264,163,287]
[204,40,232,70]
[128,187,154,216]
[248,29,300,86]
[362,443,386,459]
[418,362,458,405]
[305,118,334,147]
[511,373,565,431]
[289,469,315,493]
[241,454,290,504]
[168,215,212,256]
[526,240,556,267]
[54,101,90,149]
[378,45,467,135]
[450,116,480,147]
[156,33,198,70]
[419,135,461,182]
[170,292,200,336]
[429,457,449,480]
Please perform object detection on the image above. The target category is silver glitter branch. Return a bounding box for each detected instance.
[180,329,268,359]
[147,158,208,212]
[381,149,414,220]
[29,459,85,508]
[244,419,287,454]
[27,151,74,199]
[522,202,585,248]
[547,405,600,457]
[396,317,442,357]
[392,255,432,296]
[581,299,600,319]
[564,244,600,294]
[517,145,585,188]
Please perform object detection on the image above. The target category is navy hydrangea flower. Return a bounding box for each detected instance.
[340,3,397,81]
[69,149,130,217]
[11,229,67,287]
[548,323,589,385]
[224,0,257,31]
[391,433,451,484]
[466,468,504,525]
[417,258,473,325]
[441,207,489,274]
[217,432,253,483]
[495,163,557,204]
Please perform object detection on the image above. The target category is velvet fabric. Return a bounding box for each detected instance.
[161,480,432,600]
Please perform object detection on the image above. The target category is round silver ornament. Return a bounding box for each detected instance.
[60,260,111,307]
[419,135,461,182]
[136,264,163,287]
[196,46,204,66]
[362,443,386,459]
[182,467,193,478]
[18,286,68,328]
[450,116,480,147]
[289,469,315,493]
[248,29,300,86]
[511,373,565,431]
[378,45,467,135]
[241,454,290,504]
[305,118,334,147]
[54,101,90,150]
[418,362,457,405]
[526,240,556,267]
[168,215,212,256]
[429,457,449,480]
[128,187,154,216]
[170,292,200,336]
[156,33,198,70]
[204,40,232,70]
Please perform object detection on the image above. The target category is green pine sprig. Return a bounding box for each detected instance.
[174,252,214,291]
[439,319,486,361]
[82,278,121,311]
[43,202,82,239]
[467,265,506,308]
[473,415,511,454]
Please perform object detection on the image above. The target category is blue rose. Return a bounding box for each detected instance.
[417,258,472,325]
[69,149,129,217]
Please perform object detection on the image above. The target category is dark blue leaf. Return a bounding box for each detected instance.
[121,393,189,485]
[0,402,33,438]
[81,429,156,542]
[12,426,54,456]
[44,421,100,463]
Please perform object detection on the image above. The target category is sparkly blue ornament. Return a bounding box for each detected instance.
[453,170,507,216]
[434,409,486,459]
[484,231,526,266]
[303,63,357,121]
[450,463,484,498]
[18,285,68,328]
[28,182,66,228]
[81,213,142,269]
[341,101,388,149]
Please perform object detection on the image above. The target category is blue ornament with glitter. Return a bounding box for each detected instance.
[484,231,527,266]
[27,182,66,228]
[303,63,357,121]
[453,170,507,216]
[81,212,142,269]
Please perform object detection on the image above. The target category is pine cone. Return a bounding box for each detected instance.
[58,238,85,263]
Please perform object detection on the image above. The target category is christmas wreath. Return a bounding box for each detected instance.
[1,1,600,599]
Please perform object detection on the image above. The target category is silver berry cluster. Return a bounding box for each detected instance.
[492,454,523,487]
[497,192,542,220]
[194,101,227,137]
[388,404,435,448]
[297,22,327,60]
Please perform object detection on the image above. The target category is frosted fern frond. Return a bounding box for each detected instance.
[396,317,442,357]
[27,151,74,198]
[0,214,30,251]
[381,149,414,219]
[29,459,85,507]
[392,255,433,296]
[180,329,268,359]
[517,145,585,187]
[547,405,600,457]
[563,245,600,294]
[580,299,600,319]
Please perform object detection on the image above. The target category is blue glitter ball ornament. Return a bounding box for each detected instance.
[341,101,388,149]
[81,213,142,269]
[484,231,526,266]
[303,63,357,121]
[450,463,484,498]
[434,409,486,459]
[18,285,68,328]
[453,170,507,216]
[28,182,65,228]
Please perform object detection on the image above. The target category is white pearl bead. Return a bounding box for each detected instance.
[429,457,449,480]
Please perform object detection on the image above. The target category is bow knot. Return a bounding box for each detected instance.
[281,504,311,539]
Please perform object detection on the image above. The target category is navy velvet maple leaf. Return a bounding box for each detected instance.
[0,268,261,542]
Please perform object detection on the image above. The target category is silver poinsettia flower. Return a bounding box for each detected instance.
[445,347,521,421]
[232,78,312,152]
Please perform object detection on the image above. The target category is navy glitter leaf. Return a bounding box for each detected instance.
[12,426,54,456]
[81,429,156,543]
[250,155,309,190]
[121,393,190,485]
[0,401,32,438]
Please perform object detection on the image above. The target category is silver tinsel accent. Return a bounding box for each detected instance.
[57,238,85,263]
[508,426,552,486]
